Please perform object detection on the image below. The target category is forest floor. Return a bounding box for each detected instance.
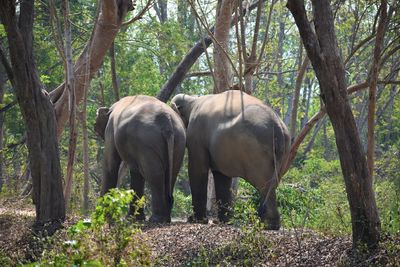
[0,198,399,266]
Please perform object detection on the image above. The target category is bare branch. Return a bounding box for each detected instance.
[122,0,153,26]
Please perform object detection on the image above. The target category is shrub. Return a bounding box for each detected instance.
[171,189,192,218]
[31,189,151,266]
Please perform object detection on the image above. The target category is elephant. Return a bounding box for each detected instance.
[171,90,290,229]
[94,95,186,223]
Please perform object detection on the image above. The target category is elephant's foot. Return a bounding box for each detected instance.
[218,208,233,224]
[266,222,280,230]
[149,215,171,224]
[258,203,280,230]
[264,217,280,230]
[187,214,208,224]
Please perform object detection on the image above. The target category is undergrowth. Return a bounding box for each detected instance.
[27,189,151,266]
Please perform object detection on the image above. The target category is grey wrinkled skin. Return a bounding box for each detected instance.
[171,90,290,229]
[95,95,186,223]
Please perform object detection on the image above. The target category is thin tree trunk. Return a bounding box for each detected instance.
[99,79,106,106]
[154,0,168,23]
[0,96,4,193]
[367,1,387,176]
[0,0,65,233]
[213,0,235,93]
[110,41,120,101]
[0,71,6,192]
[303,117,324,158]
[81,90,90,214]
[290,56,309,138]
[300,77,313,128]
[323,119,329,159]
[287,0,380,248]
[273,21,286,116]
[63,0,77,211]
[49,0,134,137]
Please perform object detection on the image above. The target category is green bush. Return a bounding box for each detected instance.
[31,189,151,266]
[231,180,259,226]
[171,189,192,218]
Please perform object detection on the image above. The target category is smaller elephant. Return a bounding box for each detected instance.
[171,90,290,229]
[95,95,186,223]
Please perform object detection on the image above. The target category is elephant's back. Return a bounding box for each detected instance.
[112,98,185,155]
[191,90,268,125]
[209,103,289,177]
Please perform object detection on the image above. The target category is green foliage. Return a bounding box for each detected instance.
[375,146,400,234]
[0,251,13,267]
[171,189,191,218]
[231,180,259,226]
[230,155,399,236]
[32,189,150,266]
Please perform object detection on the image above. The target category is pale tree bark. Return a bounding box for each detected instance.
[0,0,65,233]
[154,0,168,23]
[63,0,78,211]
[110,41,120,101]
[287,0,380,248]
[50,0,134,137]
[290,56,309,138]
[300,77,313,128]
[81,90,90,214]
[242,0,275,94]
[213,0,235,93]
[0,60,11,192]
[0,73,5,192]
[367,0,387,177]
[275,16,285,116]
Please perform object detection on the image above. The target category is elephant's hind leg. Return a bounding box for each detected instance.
[258,179,280,230]
[101,143,121,196]
[187,147,209,223]
[146,168,172,223]
[129,168,145,221]
[213,171,233,223]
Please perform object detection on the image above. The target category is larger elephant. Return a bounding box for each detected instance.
[95,95,186,223]
[171,90,290,229]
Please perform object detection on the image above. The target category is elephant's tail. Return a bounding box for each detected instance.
[162,114,175,209]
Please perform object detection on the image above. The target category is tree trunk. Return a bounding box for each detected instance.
[275,18,285,116]
[0,0,65,233]
[213,0,235,93]
[63,0,77,211]
[154,0,168,23]
[300,77,313,128]
[50,0,134,137]
[367,0,387,177]
[287,0,380,248]
[290,56,309,138]
[81,93,90,214]
[110,41,120,101]
[303,117,324,158]
[0,69,6,192]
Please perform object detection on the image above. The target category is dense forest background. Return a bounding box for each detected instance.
[0,0,399,265]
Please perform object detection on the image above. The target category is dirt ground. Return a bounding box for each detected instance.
[0,199,398,266]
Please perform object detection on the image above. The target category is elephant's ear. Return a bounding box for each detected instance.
[171,102,180,114]
[95,107,111,139]
[96,107,110,117]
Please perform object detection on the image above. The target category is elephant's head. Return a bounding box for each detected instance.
[94,107,111,139]
[171,94,197,127]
